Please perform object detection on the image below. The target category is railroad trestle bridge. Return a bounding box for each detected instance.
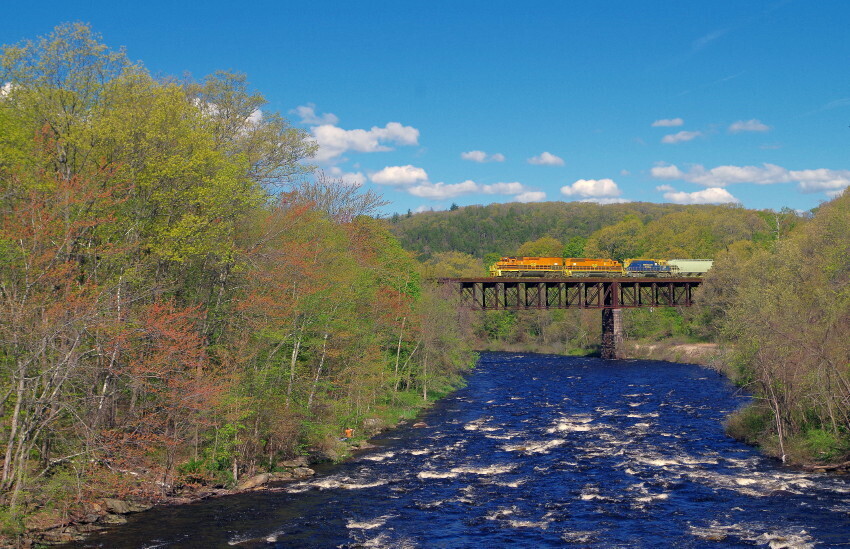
[440,277,703,359]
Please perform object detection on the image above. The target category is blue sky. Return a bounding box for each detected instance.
[4,1,850,214]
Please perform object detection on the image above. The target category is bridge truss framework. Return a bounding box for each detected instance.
[449,277,701,310]
[441,277,703,360]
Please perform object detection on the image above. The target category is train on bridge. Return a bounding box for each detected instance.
[489,257,713,278]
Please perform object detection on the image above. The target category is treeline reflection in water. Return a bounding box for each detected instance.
[82,353,850,548]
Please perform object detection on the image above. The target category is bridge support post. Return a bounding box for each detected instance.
[601,308,623,359]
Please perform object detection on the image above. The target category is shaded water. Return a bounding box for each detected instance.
[82,353,850,548]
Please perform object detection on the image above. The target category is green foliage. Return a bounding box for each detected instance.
[724,404,772,445]
[420,251,485,279]
[702,191,850,464]
[584,215,645,261]
[563,236,587,257]
[0,23,479,532]
[799,428,846,462]
[481,311,516,340]
[390,201,727,259]
[516,236,563,257]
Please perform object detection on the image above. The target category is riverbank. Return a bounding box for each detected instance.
[625,340,850,474]
[12,434,388,547]
[8,411,437,547]
[623,341,733,374]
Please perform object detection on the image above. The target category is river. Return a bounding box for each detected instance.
[80,353,850,548]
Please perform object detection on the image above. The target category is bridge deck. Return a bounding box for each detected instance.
[441,277,703,310]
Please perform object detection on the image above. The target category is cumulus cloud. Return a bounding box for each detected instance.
[514,191,547,203]
[370,165,428,186]
[651,164,685,179]
[528,152,565,166]
[729,119,770,133]
[415,204,439,213]
[579,197,633,205]
[409,180,479,199]
[327,166,366,186]
[291,103,339,125]
[481,181,524,194]
[560,178,622,198]
[461,150,505,163]
[311,121,420,163]
[661,131,702,144]
[650,162,850,193]
[0,82,12,97]
[406,179,538,201]
[793,168,850,193]
[246,108,263,126]
[652,118,684,127]
[661,187,740,205]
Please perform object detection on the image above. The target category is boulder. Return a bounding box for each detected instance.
[102,498,151,514]
[100,513,128,525]
[40,528,83,544]
[292,467,315,479]
[236,473,270,491]
[281,456,310,468]
[269,471,294,481]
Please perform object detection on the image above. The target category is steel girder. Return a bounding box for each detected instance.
[450,277,700,310]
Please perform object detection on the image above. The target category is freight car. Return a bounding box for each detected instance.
[666,259,713,276]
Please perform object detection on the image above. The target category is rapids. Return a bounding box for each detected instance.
[81,353,850,548]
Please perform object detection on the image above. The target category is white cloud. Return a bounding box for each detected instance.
[461,150,505,163]
[327,166,366,186]
[246,108,263,126]
[409,180,479,199]
[370,165,428,186]
[792,168,850,193]
[729,119,770,133]
[406,179,537,201]
[528,151,565,166]
[650,164,685,179]
[481,181,525,194]
[652,118,684,127]
[514,191,547,203]
[311,121,420,163]
[650,162,850,193]
[662,187,740,204]
[579,197,633,205]
[661,131,702,144]
[291,103,339,126]
[655,184,676,192]
[0,82,12,97]
[826,188,846,198]
[560,178,622,198]
[461,150,487,162]
[415,204,440,213]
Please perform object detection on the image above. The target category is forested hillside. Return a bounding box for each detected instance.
[0,24,475,540]
[389,201,783,260]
